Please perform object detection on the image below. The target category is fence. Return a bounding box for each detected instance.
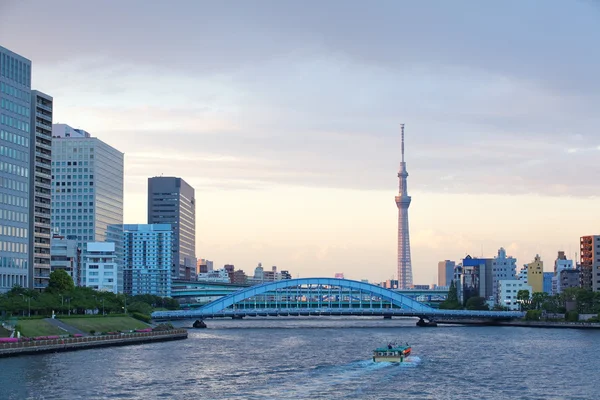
[0,329,188,351]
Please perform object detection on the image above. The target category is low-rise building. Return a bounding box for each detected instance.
[526,255,544,293]
[492,248,517,304]
[229,269,247,285]
[497,280,532,311]
[560,269,581,293]
[83,242,118,293]
[197,268,230,283]
[50,234,81,286]
[553,251,574,295]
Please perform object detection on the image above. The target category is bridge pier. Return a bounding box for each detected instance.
[416,317,438,327]
[231,315,244,320]
[383,315,392,319]
[192,320,207,329]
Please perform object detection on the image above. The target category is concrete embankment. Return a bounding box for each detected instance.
[0,329,188,358]
[436,320,600,329]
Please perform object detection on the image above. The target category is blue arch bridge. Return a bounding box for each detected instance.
[152,278,524,324]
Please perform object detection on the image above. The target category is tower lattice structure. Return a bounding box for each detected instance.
[395,124,413,289]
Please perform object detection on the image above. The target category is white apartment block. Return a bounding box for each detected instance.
[497,279,532,311]
[83,242,118,293]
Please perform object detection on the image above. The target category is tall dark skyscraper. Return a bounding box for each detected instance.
[147,177,196,280]
[395,124,413,289]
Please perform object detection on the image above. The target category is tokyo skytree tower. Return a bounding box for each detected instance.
[395,124,413,289]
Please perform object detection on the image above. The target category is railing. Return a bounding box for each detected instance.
[0,329,188,351]
[153,308,524,320]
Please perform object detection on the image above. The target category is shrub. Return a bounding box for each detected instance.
[89,329,96,335]
[565,311,579,322]
[131,312,151,323]
[525,310,542,321]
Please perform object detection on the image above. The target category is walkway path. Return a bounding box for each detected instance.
[44,318,87,336]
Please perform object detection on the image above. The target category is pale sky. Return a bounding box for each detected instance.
[2,1,599,284]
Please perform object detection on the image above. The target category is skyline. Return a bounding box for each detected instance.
[2,1,599,283]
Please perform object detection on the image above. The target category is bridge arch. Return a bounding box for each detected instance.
[197,277,435,314]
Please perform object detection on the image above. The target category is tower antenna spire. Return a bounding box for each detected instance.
[401,123,405,162]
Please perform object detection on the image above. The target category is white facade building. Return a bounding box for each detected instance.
[517,264,528,285]
[497,279,532,311]
[51,124,124,291]
[197,268,231,283]
[492,247,517,304]
[83,242,118,293]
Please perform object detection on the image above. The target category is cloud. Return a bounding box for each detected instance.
[2,0,599,198]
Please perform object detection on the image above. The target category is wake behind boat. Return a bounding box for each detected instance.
[372,342,411,363]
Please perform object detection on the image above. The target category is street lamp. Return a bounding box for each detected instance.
[101,298,105,315]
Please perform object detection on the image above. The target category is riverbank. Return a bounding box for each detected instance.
[0,329,188,358]
[436,319,600,329]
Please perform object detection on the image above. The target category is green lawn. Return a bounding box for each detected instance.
[17,320,65,337]
[59,316,149,333]
[0,326,11,337]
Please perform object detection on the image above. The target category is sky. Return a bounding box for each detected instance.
[1,1,599,284]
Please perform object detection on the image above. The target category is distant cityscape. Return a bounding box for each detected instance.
[1,43,598,310]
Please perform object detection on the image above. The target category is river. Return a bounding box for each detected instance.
[1,317,596,399]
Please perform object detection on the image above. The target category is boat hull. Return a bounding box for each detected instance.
[373,356,405,363]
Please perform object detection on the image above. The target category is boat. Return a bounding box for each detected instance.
[372,342,411,363]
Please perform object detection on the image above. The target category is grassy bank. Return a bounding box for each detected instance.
[0,326,11,337]
[59,316,149,333]
[17,320,65,337]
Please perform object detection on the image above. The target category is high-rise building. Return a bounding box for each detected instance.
[29,90,53,290]
[526,255,544,293]
[491,248,517,303]
[395,124,413,289]
[0,46,32,292]
[50,233,81,285]
[83,241,118,293]
[123,224,172,297]
[580,235,600,291]
[147,177,196,280]
[51,124,124,290]
[437,260,455,287]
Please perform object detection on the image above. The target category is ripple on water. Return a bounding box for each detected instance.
[0,318,597,400]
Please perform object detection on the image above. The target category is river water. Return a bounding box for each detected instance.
[1,317,596,399]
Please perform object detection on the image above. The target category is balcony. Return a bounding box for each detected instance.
[36,120,52,130]
[36,140,52,152]
[34,231,51,240]
[36,102,52,112]
[34,181,52,191]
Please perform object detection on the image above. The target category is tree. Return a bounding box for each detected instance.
[127,301,153,315]
[516,289,530,311]
[47,270,75,294]
[439,280,461,310]
[531,292,549,311]
[465,296,489,311]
